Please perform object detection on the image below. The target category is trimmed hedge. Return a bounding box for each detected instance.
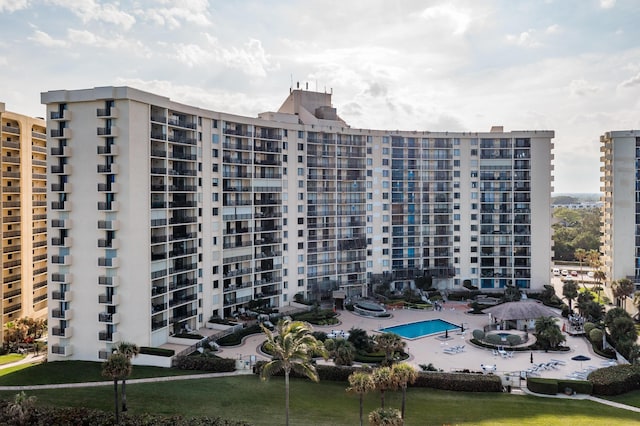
[413,371,502,392]
[139,346,175,357]
[527,378,593,395]
[589,365,640,396]
[0,403,250,426]
[254,361,360,381]
[217,324,262,346]
[291,309,338,325]
[173,355,236,372]
[173,333,204,340]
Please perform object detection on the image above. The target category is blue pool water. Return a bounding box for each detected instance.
[380,319,460,339]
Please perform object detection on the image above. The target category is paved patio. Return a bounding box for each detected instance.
[216,300,612,380]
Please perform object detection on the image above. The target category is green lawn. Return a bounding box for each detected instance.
[604,389,640,409]
[0,360,207,386]
[0,363,637,425]
[0,353,25,366]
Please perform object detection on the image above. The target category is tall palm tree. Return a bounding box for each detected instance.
[101,352,131,424]
[612,278,635,310]
[562,280,579,311]
[374,332,406,366]
[391,362,417,421]
[574,248,587,279]
[371,366,397,409]
[347,371,375,426]
[115,342,139,412]
[260,319,328,426]
[633,292,640,318]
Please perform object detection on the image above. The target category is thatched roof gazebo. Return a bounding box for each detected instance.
[483,300,560,331]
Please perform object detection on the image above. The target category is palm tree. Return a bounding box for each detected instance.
[534,316,565,350]
[374,332,406,366]
[371,366,397,409]
[332,338,356,366]
[115,342,139,412]
[562,280,579,311]
[347,371,375,426]
[612,278,635,310]
[391,362,417,421]
[575,248,587,277]
[260,319,328,426]
[368,407,403,426]
[101,352,131,424]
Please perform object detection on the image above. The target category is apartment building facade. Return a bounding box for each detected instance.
[42,86,554,361]
[0,102,48,341]
[600,130,640,300]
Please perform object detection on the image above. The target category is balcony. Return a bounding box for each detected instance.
[98,294,120,304]
[51,308,73,320]
[98,331,121,342]
[98,144,119,155]
[51,201,71,211]
[51,290,73,301]
[50,146,71,156]
[50,110,71,120]
[51,165,71,174]
[50,344,73,356]
[98,257,119,268]
[97,107,118,118]
[98,238,119,249]
[51,255,72,265]
[97,164,119,174]
[51,237,72,247]
[97,201,119,211]
[97,127,118,137]
[51,326,73,338]
[50,128,72,139]
[98,312,120,324]
[98,183,119,192]
[97,220,119,230]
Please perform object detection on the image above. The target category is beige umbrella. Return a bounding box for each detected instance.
[483,300,559,321]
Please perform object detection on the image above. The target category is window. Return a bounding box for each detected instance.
[367,170,372,176]
[298,254,304,262]
[297,168,304,176]
[367,158,372,165]
[212,149,218,158]
[298,218,304,224]
[367,193,373,200]
[298,131,304,139]
[383,193,389,199]
[298,155,303,163]
[383,204,389,211]
[283,141,288,150]
[298,143,304,150]
[382,159,389,166]
[382,148,389,154]
[298,230,303,237]
[383,237,388,244]
[382,170,389,177]
[383,249,389,255]
[471,257,478,263]
[298,267,305,274]
[298,242,304,249]
[367,147,372,154]
[212,178,218,186]
[383,181,389,188]
[212,208,218,216]
[212,266,219,274]
[367,226,373,233]
[367,215,373,222]
[298,180,304,188]
[297,205,304,213]
[298,193,304,200]
[454,149,460,156]
[283,154,288,162]
[298,279,304,287]
[382,226,389,233]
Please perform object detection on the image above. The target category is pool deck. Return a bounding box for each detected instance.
[216,300,613,380]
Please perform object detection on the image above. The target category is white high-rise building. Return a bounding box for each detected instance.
[600,130,640,302]
[42,86,554,362]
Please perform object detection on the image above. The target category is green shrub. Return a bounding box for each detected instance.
[345,303,355,311]
[173,355,236,372]
[527,378,558,395]
[506,334,522,346]
[173,333,204,340]
[557,379,592,395]
[413,371,502,392]
[139,346,175,357]
[583,322,596,335]
[589,365,640,396]
[253,361,360,382]
[589,328,604,346]
[216,324,262,346]
[472,329,485,340]
[485,334,503,345]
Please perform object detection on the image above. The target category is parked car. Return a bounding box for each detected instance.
[552,268,560,276]
[587,271,595,278]
[570,270,578,277]
[561,269,569,276]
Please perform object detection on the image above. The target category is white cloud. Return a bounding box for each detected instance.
[600,0,616,9]
[420,4,472,36]
[0,0,29,12]
[28,30,66,47]
[506,30,541,48]
[137,0,210,29]
[45,0,135,30]
[620,72,640,88]
[568,79,600,96]
[66,29,150,55]
[545,24,561,34]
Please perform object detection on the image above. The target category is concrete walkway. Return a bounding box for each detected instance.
[520,386,640,413]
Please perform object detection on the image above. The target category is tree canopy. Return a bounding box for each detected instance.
[552,208,601,261]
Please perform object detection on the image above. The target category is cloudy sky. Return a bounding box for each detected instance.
[1,0,639,193]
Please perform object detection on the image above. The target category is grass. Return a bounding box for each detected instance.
[0,361,207,386]
[0,362,637,425]
[604,389,640,409]
[0,353,25,366]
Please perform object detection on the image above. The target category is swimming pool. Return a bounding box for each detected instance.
[379,319,460,339]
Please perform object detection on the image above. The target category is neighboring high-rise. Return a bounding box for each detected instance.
[600,130,640,302]
[0,102,48,341]
[41,86,554,362]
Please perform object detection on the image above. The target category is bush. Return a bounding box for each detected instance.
[216,324,262,346]
[589,328,604,347]
[557,379,592,395]
[413,371,502,392]
[485,334,503,345]
[583,322,596,335]
[173,355,236,372]
[506,335,522,346]
[527,378,559,395]
[291,309,338,325]
[472,329,485,340]
[139,346,175,357]
[173,333,204,340]
[253,361,360,382]
[589,365,640,396]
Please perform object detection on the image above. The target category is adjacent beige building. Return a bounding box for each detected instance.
[600,130,640,311]
[0,102,48,341]
[41,86,554,362]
